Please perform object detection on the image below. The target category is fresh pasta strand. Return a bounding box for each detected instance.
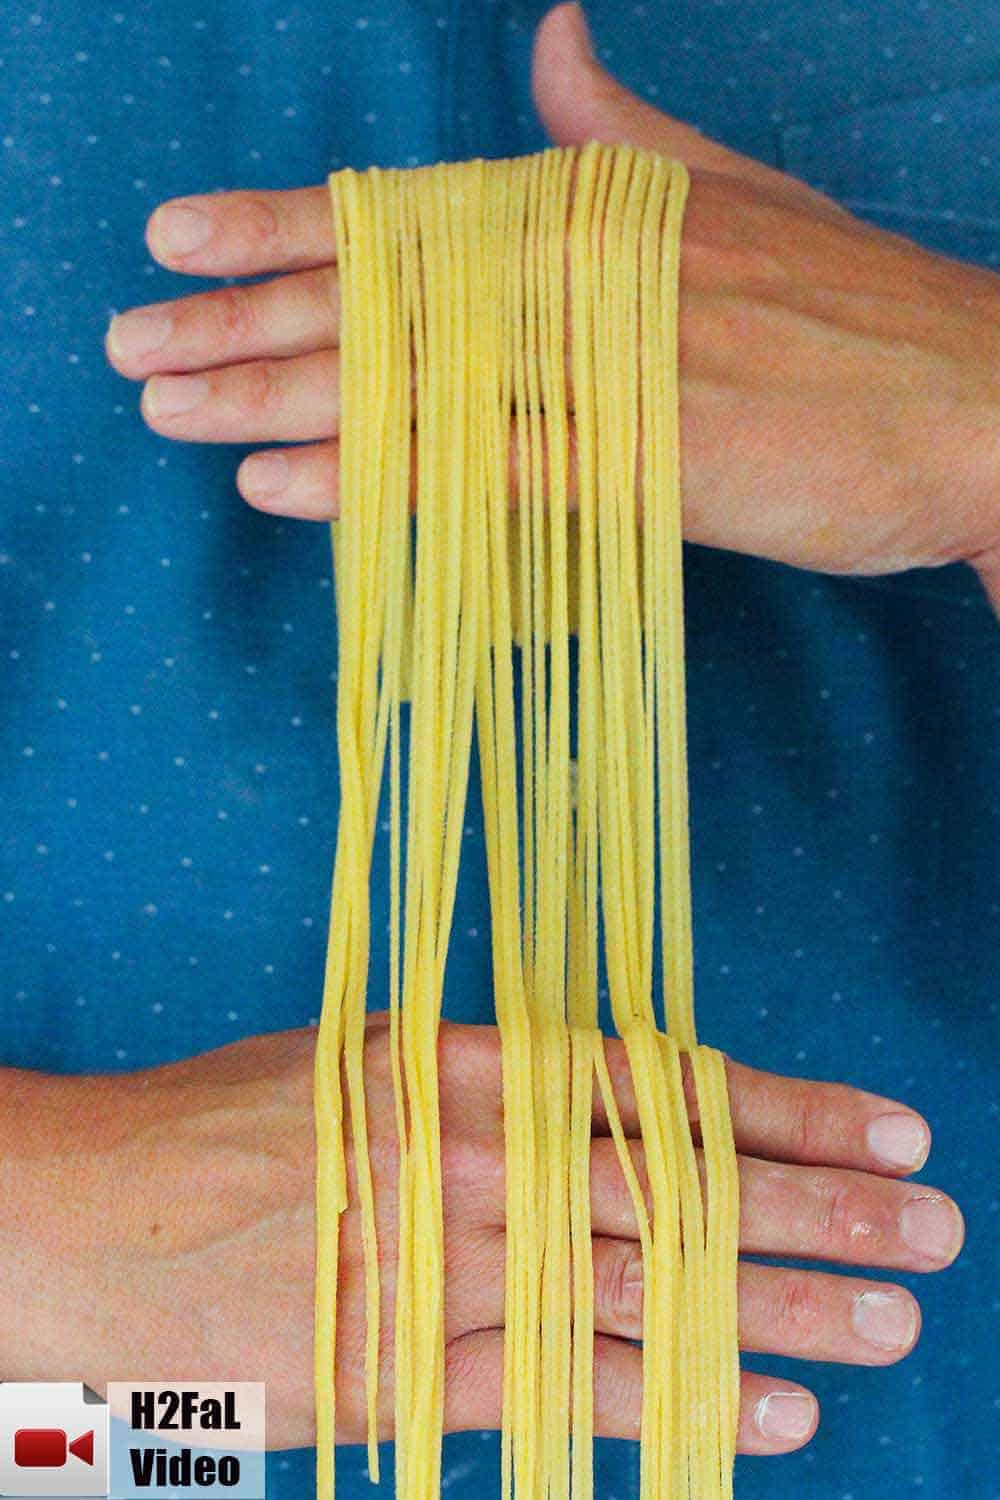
[318,142,740,1500]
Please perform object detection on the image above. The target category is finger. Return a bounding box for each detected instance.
[725,1056,933,1176]
[430,1020,934,1181]
[146,186,335,277]
[237,410,584,518]
[238,440,340,516]
[587,1351,820,1453]
[589,1235,920,1365]
[593,1038,933,1177]
[532,3,796,197]
[587,1137,964,1271]
[140,349,339,444]
[461,1231,919,1366]
[736,1370,819,1454]
[442,1328,506,1433]
[444,1328,818,1453]
[106,267,340,380]
[738,1263,920,1366]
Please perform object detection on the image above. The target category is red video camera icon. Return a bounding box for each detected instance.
[13,1429,95,1468]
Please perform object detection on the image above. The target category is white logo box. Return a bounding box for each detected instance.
[0,1383,265,1500]
[0,1383,109,1498]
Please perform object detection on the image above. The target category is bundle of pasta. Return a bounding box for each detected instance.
[316,141,740,1500]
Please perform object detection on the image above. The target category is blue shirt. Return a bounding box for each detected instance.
[1,2,998,1497]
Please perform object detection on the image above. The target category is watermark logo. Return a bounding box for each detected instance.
[0,1383,109,1497]
[0,1384,265,1499]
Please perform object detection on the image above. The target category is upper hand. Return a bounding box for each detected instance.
[4,1020,962,1454]
[103,4,1000,609]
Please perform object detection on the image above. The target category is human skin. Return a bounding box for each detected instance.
[104,2,1000,608]
[0,1018,963,1452]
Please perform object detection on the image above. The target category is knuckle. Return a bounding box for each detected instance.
[212,284,260,351]
[237,194,282,249]
[596,1243,643,1333]
[814,1176,862,1254]
[775,1273,825,1352]
[440,1132,502,1203]
[238,359,283,417]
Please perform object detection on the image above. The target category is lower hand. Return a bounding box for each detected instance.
[4,1019,962,1453]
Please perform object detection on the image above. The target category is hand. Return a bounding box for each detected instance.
[103,5,1000,610]
[2,1020,962,1453]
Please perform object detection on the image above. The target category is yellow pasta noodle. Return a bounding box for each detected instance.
[317,141,740,1500]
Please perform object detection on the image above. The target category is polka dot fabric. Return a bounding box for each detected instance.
[1,2,998,1498]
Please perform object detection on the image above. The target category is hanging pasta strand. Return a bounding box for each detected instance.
[315,163,398,1499]
[474,151,541,1500]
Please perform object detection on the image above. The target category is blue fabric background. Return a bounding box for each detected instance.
[1,1,998,1496]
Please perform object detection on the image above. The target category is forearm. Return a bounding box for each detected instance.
[0,1066,167,1382]
[0,1068,103,1376]
[0,1037,319,1438]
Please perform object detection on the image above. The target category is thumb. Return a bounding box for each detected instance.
[531,2,788,190]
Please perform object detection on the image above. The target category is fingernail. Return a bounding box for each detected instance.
[241,452,290,498]
[852,1290,917,1351]
[107,308,173,362]
[150,203,214,257]
[144,374,208,418]
[900,1196,963,1263]
[755,1391,816,1441]
[866,1113,930,1171]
